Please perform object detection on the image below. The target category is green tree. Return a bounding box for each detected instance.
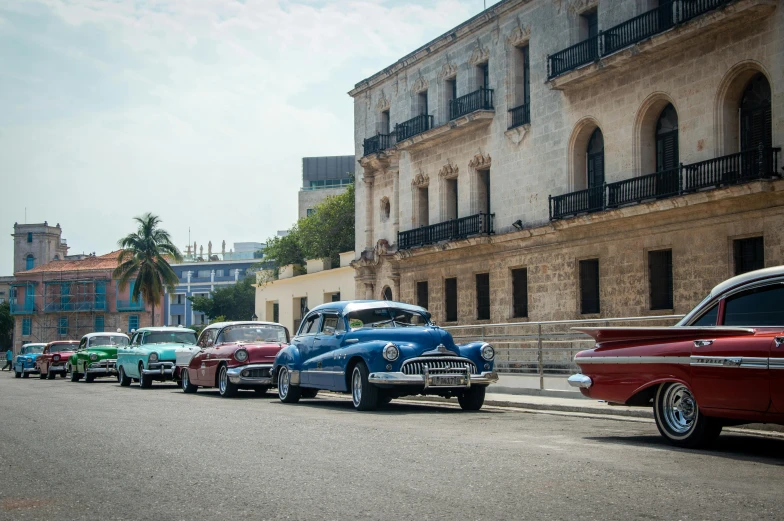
[113,213,182,327]
[262,182,355,268]
[189,278,255,321]
[0,301,13,351]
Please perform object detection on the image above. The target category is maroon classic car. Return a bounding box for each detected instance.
[569,266,784,448]
[176,321,289,397]
[36,341,80,379]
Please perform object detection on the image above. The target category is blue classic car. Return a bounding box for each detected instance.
[14,343,46,378]
[271,301,499,411]
[117,327,198,388]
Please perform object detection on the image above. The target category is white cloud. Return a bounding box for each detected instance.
[0,0,481,273]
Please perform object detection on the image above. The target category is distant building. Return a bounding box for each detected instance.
[0,276,13,306]
[255,252,356,334]
[10,251,158,352]
[12,222,70,273]
[298,156,355,219]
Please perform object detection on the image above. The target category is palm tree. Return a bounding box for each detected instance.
[114,213,182,327]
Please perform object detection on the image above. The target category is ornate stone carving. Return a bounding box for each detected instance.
[507,23,531,47]
[468,41,490,66]
[411,74,429,94]
[438,62,458,81]
[376,91,390,112]
[568,0,597,15]
[439,161,459,179]
[468,152,491,170]
[411,171,430,187]
[375,239,390,256]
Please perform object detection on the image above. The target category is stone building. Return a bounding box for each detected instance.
[350,0,783,325]
[298,156,355,219]
[12,222,70,273]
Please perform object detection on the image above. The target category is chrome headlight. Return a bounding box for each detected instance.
[480,343,495,361]
[234,349,249,363]
[89,353,98,361]
[53,354,60,362]
[382,343,399,362]
[149,352,159,363]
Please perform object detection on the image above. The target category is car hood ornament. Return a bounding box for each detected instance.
[421,344,459,357]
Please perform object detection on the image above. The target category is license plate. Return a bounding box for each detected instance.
[430,375,466,387]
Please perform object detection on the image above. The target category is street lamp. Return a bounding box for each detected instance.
[251,313,258,321]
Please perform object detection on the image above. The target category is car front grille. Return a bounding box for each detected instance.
[401,357,478,375]
[243,368,271,378]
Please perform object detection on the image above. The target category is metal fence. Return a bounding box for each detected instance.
[443,314,683,389]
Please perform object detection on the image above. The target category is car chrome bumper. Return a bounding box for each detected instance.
[567,374,593,389]
[227,364,273,385]
[86,359,117,374]
[142,362,175,377]
[48,365,66,372]
[21,367,39,373]
[368,371,499,387]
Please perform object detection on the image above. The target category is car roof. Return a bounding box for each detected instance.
[135,327,196,333]
[709,265,784,298]
[201,321,284,331]
[47,340,79,345]
[309,300,429,315]
[22,343,47,348]
[82,332,130,340]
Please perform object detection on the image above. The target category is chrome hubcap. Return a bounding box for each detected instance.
[279,368,289,398]
[662,384,697,435]
[219,367,227,394]
[352,367,362,407]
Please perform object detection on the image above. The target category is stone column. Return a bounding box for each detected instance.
[364,176,375,251]
[392,169,400,245]
[364,282,375,300]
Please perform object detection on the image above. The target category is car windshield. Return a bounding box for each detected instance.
[21,345,44,355]
[50,344,76,353]
[220,325,288,343]
[88,336,129,348]
[143,331,197,345]
[346,308,429,330]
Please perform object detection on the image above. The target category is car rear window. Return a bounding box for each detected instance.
[723,284,784,326]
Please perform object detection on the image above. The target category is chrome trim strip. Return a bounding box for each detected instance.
[289,370,300,385]
[690,356,768,369]
[575,356,691,365]
[567,374,592,388]
[301,370,345,375]
[367,371,498,387]
[769,358,784,370]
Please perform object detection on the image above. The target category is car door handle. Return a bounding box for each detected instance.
[694,339,714,348]
[345,339,358,344]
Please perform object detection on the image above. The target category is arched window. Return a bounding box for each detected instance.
[586,128,604,210]
[382,287,393,301]
[740,73,772,152]
[25,255,34,271]
[656,104,679,172]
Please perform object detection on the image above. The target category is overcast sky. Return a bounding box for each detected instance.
[0,0,486,274]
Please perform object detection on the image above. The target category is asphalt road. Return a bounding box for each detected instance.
[1,375,783,521]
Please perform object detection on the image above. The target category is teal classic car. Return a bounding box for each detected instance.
[14,343,46,378]
[117,327,198,388]
[70,332,130,382]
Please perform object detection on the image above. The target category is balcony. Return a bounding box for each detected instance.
[44,301,107,312]
[117,299,145,312]
[508,103,530,130]
[395,114,434,142]
[449,88,494,121]
[546,0,772,88]
[398,213,495,250]
[362,134,395,157]
[549,147,781,220]
[10,301,35,315]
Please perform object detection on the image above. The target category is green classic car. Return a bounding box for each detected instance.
[69,332,130,383]
[117,327,198,388]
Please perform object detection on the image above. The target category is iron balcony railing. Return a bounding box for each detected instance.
[395,114,434,142]
[508,103,530,130]
[362,133,394,157]
[43,301,108,312]
[547,0,733,80]
[117,299,145,312]
[398,212,494,251]
[449,87,494,120]
[443,314,683,389]
[550,146,781,220]
[10,301,36,315]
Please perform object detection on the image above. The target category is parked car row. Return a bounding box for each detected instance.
[10,300,501,412]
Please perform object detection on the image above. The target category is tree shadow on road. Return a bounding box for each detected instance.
[585,433,784,466]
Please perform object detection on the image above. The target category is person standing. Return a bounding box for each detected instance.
[2,348,12,371]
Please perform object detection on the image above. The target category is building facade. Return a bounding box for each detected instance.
[350,0,783,324]
[164,257,259,327]
[10,252,157,351]
[12,222,70,273]
[254,252,356,334]
[298,156,356,219]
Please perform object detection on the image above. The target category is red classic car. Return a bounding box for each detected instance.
[569,266,784,448]
[176,321,289,397]
[36,341,80,379]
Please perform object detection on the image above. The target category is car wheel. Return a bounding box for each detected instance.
[457,386,486,411]
[14,370,21,378]
[22,372,29,379]
[84,365,95,383]
[47,370,56,380]
[118,366,131,387]
[70,367,81,382]
[301,388,319,399]
[217,365,238,398]
[654,382,722,448]
[351,362,378,411]
[181,369,197,393]
[138,364,151,389]
[277,367,300,404]
[39,371,47,380]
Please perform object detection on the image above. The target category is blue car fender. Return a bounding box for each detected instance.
[456,341,493,369]
[271,345,303,382]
